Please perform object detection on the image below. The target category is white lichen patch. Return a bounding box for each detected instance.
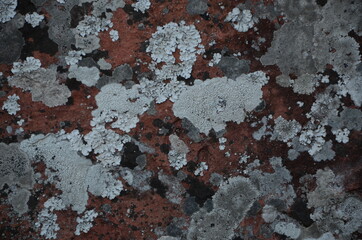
[218,137,227,150]
[2,94,20,115]
[272,116,302,143]
[172,71,269,134]
[138,77,188,104]
[208,53,222,67]
[92,83,151,132]
[292,74,320,95]
[299,125,326,156]
[75,210,99,235]
[65,50,85,66]
[20,132,124,213]
[9,67,71,107]
[11,57,41,74]
[225,8,255,32]
[194,162,208,176]
[82,126,131,166]
[109,29,119,42]
[146,21,204,80]
[0,0,17,23]
[132,0,151,13]
[25,12,44,27]
[168,134,189,170]
[35,209,60,239]
[332,128,350,143]
[74,15,113,38]
[68,65,100,87]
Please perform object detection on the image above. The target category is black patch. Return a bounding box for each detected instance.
[152,119,164,128]
[101,70,113,76]
[27,195,38,212]
[316,0,328,6]
[160,143,170,154]
[186,161,197,172]
[127,19,134,26]
[162,122,173,135]
[150,177,168,198]
[57,66,68,73]
[232,237,243,240]
[186,176,215,206]
[254,100,266,112]
[323,68,340,84]
[290,198,314,227]
[66,96,74,106]
[20,25,58,58]
[334,143,348,157]
[200,13,210,21]
[177,75,195,86]
[121,142,142,169]
[16,0,37,15]
[123,4,149,23]
[65,78,81,91]
[208,130,219,143]
[145,132,152,140]
[139,41,149,52]
[85,50,109,62]
[59,121,72,129]
[202,71,210,80]
[70,3,93,28]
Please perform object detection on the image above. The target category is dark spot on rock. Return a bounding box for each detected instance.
[186,161,197,172]
[255,100,266,112]
[65,78,82,91]
[202,71,210,80]
[127,19,134,25]
[139,41,149,52]
[150,177,168,198]
[57,66,68,73]
[153,119,164,128]
[121,142,142,169]
[200,13,210,21]
[20,25,58,58]
[70,3,93,28]
[27,195,38,212]
[123,4,149,23]
[160,143,170,154]
[85,49,109,62]
[334,143,348,157]
[186,176,215,206]
[177,75,194,86]
[290,198,314,227]
[316,0,328,6]
[59,121,72,129]
[101,69,113,76]
[16,0,37,14]
[232,237,243,240]
[145,132,152,140]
